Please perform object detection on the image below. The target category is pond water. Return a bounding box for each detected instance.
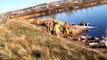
[40,4,107,38]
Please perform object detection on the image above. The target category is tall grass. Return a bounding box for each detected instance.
[0,20,106,60]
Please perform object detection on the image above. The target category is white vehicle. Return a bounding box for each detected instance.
[72,22,94,29]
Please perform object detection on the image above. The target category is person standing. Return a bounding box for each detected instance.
[63,22,69,34]
[54,22,61,37]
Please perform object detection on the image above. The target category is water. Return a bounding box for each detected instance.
[40,4,107,38]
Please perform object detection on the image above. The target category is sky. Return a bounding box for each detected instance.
[0,0,59,13]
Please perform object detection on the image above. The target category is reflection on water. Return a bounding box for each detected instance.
[40,4,107,38]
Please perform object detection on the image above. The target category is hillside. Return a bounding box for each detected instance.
[0,19,106,60]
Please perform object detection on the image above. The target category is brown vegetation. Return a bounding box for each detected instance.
[0,19,106,60]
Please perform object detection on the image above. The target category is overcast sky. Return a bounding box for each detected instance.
[0,0,59,13]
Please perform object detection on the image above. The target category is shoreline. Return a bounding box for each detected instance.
[6,0,107,19]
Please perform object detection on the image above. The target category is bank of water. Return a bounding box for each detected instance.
[40,4,107,38]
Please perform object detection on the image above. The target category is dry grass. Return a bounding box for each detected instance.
[0,19,106,60]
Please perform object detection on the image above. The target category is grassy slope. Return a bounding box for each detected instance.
[0,20,106,60]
